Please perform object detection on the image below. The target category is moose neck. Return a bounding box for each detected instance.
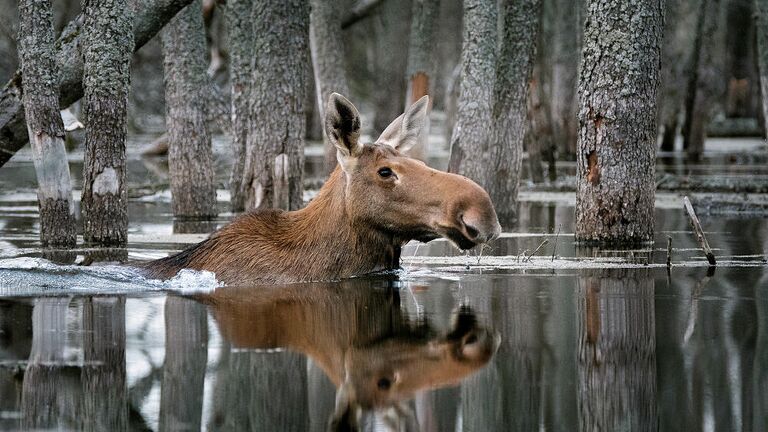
[283,167,402,279]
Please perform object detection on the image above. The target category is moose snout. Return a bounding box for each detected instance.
[459,207,502,244]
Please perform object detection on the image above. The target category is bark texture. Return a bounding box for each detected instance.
[658,0,693,152]
[241,0,309,211]
[371,0,412,135]
[576,270,657,431]
[17,0,76,247]
[81,0,133,246]
[682,0,721,161]
[574,0,662,245]
[448,0,541,226]
[226,0,252,212]
[0,0,193,168]
[550,0,581,159]
[756,0,768,138]
[404,0,439,161]
[310,0,350,175]
[161,0,218,218]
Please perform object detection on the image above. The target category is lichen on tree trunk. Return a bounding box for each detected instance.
[448,0,541,226]
[575,0,663,245]
[161,0,218,219]
[17,0,76,247]
[81,0,133,246]
[241,0,309,211]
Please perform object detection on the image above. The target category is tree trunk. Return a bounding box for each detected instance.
[526,65,551,184]
[309,0,350,175]
[658,0,693,153]
[82,297,128,431]
[682,0,721,162]
[159,296,208,432]
[81,0,133,246]
[161,0,218,219]
[448,0,541,226]
[574,0,662,245]
[756,0,768,139]
[550,0,581,160]
[241,0,309,211]
[0,0,194,168]
[226,0,252,212]
[371,0,412,136]
[21,298,84,430]
[577,270,657,431]
[725,0,757,119]
[17,0,76,247]
[403,0,439,161]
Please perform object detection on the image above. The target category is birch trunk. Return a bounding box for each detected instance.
[161,0,218,219]
[0,0,194,168]
[574,0,662,245]
[81,0,133,246]
[226,0,252,212]
[309,0,350,175]
[404,0,439,161]
[242,0,309,211]
[17,0,76,247]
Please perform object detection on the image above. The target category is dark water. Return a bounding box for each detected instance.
[0,265,766,431]
[2,139,768,431]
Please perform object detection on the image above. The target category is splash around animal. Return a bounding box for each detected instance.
[144,94,501,285]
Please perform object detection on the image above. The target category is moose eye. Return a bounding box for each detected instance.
[377,167,393,178]
[377,377,392,390]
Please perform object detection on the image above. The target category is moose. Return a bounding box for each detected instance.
[145,94,501,285]
[195,276,499,429]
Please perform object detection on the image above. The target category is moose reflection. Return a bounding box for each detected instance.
[194,277,499,428]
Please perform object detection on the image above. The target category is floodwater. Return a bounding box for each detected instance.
[1,137,767,431]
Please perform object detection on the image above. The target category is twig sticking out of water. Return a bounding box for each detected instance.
[683,196,716,266]
[666,236,672,268]
[552,225,561,262]
[523,240,549,263]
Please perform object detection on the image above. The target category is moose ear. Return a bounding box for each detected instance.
[376,95,429,153]
[325,93,362,172]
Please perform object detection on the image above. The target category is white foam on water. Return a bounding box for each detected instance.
[0,257,223,297]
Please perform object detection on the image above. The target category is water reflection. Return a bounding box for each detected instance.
[0,268,766,430]
[198,278,499,430]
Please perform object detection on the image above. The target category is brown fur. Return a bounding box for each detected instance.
[193,279,499,410]
[143,95,500,285]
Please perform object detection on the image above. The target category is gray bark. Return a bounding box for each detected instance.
[159,296,208,432]
[574,0,662,245]
[550,0,581,159]
[756,0,768,139]
[448,0,541,226]
[404,0,439,161]
[17,0,76,247]
[241,0,309,211]
[81,0,133,246]
[576,270,657,431]
[682,0,720,162]
[372,0,412,135]
[658,0,691,153]
[226,0,252,212]
[310,0,350,175]
[161,0,218,218]
[0,0,194,168]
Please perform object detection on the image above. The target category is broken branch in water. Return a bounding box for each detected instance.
[552,224,561,262]
[683,196,716,266]
[666,236,672,268]
[523,239,549,263]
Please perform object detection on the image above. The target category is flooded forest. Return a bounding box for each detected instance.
[1,0,768,431]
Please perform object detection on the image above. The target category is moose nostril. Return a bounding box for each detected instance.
[460,215,480,239]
